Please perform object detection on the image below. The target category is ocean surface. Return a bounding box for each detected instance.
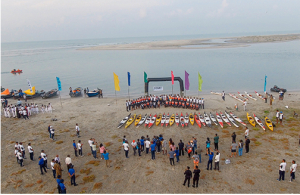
[2,31,300,98]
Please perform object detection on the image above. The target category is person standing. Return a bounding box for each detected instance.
[38,156,47,174]
[54,160,62,178]
[137,139,141,156]
[270,95,273,105]
[56,175,62,194]
[17,149,24,167]
[19,142,26,159]
[103,150,110,167]
[168,148,176,166]
[222,91,225,101]
[279,111,284,125]
[193,137,198,154]
[50,127,55,140]
[192,166,200,188]
[41,150,49,169]
[140,136,145,152]
[243,101,247,111]
[14,147,19,164]
[276,110,280,124]
[183,166,192,187]
[68,165,77,186]
[245,127,249,139]
[162,138,167,155]
[145,139,150,154]
[290,160,297,182]
[150,141,156,160]
[245,138,251,153]
[78,140,83,157]
[99,143,105,159]
[55,155,61,165]
[206,138,211,155]
[214,151,220,171]
[207,150,214,170]
[277,159,286,181]
[192,152,199,169]
[59,179,66,194]
[231,132,236,143]
[230,141,238,158]
[73,140,78,157]
[178,140,184,156]
[214,134,219,151]
[22,108,29,120]
[75,123,80,138]
[131,140,137,156]
[51,159,56,178]
[123,141,129,158]
[175,147,180,162]
[65,155,72,170]
[88,138,94,153]
[238,140,244,156]
[91,142,97,159]
[48,125,51,138]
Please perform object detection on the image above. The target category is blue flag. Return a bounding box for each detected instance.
[56,77,62,91]
[264,75,267,92]
[127,72,131,86]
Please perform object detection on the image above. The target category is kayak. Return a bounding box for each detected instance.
[11,69,22,73]
[216,112,224,128]
[148,114,157,129]
[204,112,212,127]
[210,91,222,96]
[156,114,162,126]
[194,113,201,128]
[247,113,256,127]
[125,114,136,128]
[161,113,166,127]
[189,113,194,125]
[165,113,170,127]
[228,93,247,103]
[225,111,239,128]
[117,113,131,128]
[209,112,218,126]
[145,114,151,127]
[198,113,206,126]
[237,92,249,101]
[230,112,247,126]
[180,112,185,127]
[135,114,142,126]
[220,112,231,126]
[253,114,266,131]
[185,113,189,127]
[265,117,273,131]
[244,91,257,101]
[255,91,265,100]
[170,114,175,126]
[136,114,147,128]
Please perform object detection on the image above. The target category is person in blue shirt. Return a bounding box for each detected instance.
[56,175,62,194]
[73,140,78,157]
[207,150,214,170]
[59,179,66,194]
[206,138,211,155]
[103,149,110,167]
[68,165,77,186]
[140,137,144,152]
[175,147,180,162]
[150,141,156,160]
[38,156,47,175]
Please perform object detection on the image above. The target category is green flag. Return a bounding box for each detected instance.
[144,71,147,83]
[198,72,203,91]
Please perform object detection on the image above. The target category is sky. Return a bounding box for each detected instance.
[2,0,300,42]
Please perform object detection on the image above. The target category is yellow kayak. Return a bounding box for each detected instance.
[265,117,273,131]
[135,114,142,126]
[189,113,194,125]
[156,114,162,126]
[169,114,175,126]
[247,113,256,127]
[125,114,136,128]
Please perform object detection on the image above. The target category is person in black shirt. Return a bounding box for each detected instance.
[178,140,184,156]
[231,132,236,143]
[183,166,192,187]
[192,166,201,188]
[245,138,251,153]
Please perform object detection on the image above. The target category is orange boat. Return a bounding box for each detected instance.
[11,69,23,73]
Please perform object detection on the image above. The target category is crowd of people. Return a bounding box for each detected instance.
[126,94,205,111]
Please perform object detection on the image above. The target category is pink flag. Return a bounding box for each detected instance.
[185,71,190,90]
[171,71,174,85]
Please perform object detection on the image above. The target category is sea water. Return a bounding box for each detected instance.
[1,31,300,98]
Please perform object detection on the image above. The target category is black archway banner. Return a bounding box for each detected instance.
[145,77,185,96]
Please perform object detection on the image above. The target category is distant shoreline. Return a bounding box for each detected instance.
[79,33,300,50]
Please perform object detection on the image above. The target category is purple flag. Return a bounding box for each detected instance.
[185,71,190,90]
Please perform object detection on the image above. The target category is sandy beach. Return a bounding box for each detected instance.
[1,91,300,193]
[79,34,300,50]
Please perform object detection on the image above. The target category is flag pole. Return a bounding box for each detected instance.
[115,90,117,105]
[172,85,173,95]
[59,92,63,108]
[128,86,130,100]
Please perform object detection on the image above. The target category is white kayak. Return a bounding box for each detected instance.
[244,91,257,101]
[136,114,147,128]
[216,112,224,128]
[255,91,265,100]
[117,113,131,128]
[228,93,247,103]
[165,113,170,127]
[161,113,166,127]
[184,113,189,127]
[210,112,218,126]
[237,92,249,101]
[225,111,239,128]
[220,111,231,126]
[198,113,206,126]
[230,112,247,126]
[144,114,151,127]
[211,91,222,96]
[253,114,266,131]
[204,112,212,127]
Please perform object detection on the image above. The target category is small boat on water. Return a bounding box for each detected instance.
[11,69,23,74]
[270,85,287,93]
[87,89,100,97]
[70,87,82,97]
[41,89,59,99]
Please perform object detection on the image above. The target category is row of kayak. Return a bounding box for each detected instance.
[247,113,273,131]
[117,111,249,129]
[212,91,269,102]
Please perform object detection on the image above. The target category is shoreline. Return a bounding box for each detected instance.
[79,33,300,51]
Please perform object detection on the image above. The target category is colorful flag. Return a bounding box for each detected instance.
[56,77,62,91]
[198,72,203,91]
[264,75,267,92]
[127,72,131,86]
[113,72,120,91]
[26,79,33,93]
[171,71,174,85]
[185,71,190,90]
[144,71,147,83]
